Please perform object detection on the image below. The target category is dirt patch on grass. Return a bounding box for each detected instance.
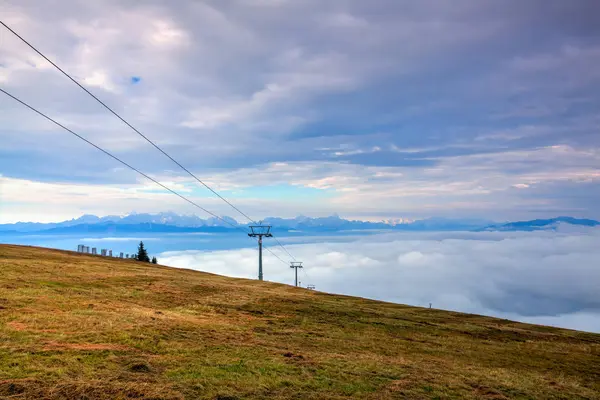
[6,321,79,335]
[386,379,416,393]
[0,379,183,400]
[128,361,152,373]
[42,341,130,352]
[7,321,27,331]
[0,380,28,396]
[471,384,510,399]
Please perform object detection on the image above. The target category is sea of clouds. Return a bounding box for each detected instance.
[159,227,600,333]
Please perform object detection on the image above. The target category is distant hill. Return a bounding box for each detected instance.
[482,216,600,232]
[1,244,598,399]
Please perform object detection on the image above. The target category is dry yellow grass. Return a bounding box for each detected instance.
[1,244,599,399]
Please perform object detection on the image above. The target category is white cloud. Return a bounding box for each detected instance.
[1,0,599,222]
[319,13,368,29]
[80,237,160,242]
[149,20,190,47]
[2,142,599,222]
[159,228,600,333]
[82,70,117,92]
[0,175,201,223]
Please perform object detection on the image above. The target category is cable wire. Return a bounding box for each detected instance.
[1,87,296,272]
[0,87,251,235]
[263,245,288,266]
[0,20,256,224]
[1,20,298,265]
[272,236,296,261]
[301,266,312,284]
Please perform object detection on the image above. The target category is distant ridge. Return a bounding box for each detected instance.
[0,212,239,233]
[1,213,598,234]
[0,213,491,234]
[481,216,600,232]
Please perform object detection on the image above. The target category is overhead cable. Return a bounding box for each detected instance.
[1,20,298,265]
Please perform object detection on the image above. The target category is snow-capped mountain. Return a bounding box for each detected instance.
[0,213,597,234]
[382,218,415,226]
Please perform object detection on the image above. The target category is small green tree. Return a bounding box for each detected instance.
[151,257,157,264]
[136,241,150,262]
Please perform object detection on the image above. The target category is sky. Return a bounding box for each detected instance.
[1,0,600,223]
[160,227,600,333]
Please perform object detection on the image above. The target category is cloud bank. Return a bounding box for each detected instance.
[159,228,600,333]
[1,0,600,222]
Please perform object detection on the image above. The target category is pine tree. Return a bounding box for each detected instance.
[151,257,157,264]
[136,241,150,262]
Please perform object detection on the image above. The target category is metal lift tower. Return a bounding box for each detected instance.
[290,262,303,287]
[248,225,272,281]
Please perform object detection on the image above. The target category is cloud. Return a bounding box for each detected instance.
[318,13,368,29]
[159,228,600,333]
[2,142,599,223]
[80,237,159,242]
[1,0,599,221]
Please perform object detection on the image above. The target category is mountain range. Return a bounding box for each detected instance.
[1,213,598,234]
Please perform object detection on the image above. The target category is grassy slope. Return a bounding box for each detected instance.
[0,245,599,400]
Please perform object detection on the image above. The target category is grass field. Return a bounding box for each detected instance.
[0,244,599,399]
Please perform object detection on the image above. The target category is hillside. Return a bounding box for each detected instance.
[0,245,599,399]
